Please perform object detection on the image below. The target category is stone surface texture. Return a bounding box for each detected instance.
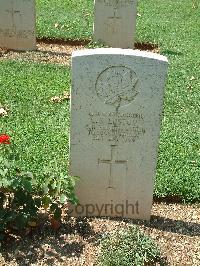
[0,0,36,50]
[94,0,137,48]
[70,48,168,220]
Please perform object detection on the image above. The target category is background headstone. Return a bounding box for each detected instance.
[94,0,138,48]
[0,0,36,50]
[70,48,168,220]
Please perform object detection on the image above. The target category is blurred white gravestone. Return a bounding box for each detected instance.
[94,0,137,48]
[0,0,36,50]
[70,48,168,220]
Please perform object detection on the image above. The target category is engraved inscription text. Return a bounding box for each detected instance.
[97,0,135,7]
[87,112,145,142]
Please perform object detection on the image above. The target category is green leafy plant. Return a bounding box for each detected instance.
[0,134,77,240]
[97,225,162,266]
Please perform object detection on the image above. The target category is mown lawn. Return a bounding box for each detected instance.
[0,0,199,201]
[0,62,71,184]
[36,0,93,40]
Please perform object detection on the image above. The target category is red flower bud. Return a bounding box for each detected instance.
[0,134,11,144]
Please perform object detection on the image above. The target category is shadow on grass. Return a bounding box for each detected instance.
[161,50,183,56]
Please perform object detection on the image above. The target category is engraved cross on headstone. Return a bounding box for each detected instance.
[107,8,122,34]
[6,2,21,30]
[98,145,128,188]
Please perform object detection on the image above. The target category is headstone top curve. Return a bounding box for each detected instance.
[72,48,168,63]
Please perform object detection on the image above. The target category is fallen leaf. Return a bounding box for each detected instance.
[50,91,70,104]
[25,227,32,235]
[192,2,198,9]
[0,107,8,116]
[63,91,70,100]
[50,96,62,103]
[28,221,37,227]
[51,218,61,230]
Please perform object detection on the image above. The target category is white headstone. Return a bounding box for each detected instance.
[0,0,36,50]
[94,0,137,48]
[70,48,168,220]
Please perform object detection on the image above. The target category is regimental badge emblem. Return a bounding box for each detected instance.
[95,66,139,109]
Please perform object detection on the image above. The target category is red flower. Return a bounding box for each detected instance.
[0,134,11,144]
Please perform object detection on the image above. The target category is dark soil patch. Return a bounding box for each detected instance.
[0,40,160,66]
[37,37,91,47]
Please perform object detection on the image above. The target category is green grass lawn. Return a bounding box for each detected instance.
[36,0,93,40]
[0,0,199,201]
[0,62,71,184]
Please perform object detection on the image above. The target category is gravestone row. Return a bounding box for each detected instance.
[0,0,169,220]
[0,0,138,50]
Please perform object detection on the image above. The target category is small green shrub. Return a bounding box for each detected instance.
[98,225,162,266]
[0,135,77,240]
